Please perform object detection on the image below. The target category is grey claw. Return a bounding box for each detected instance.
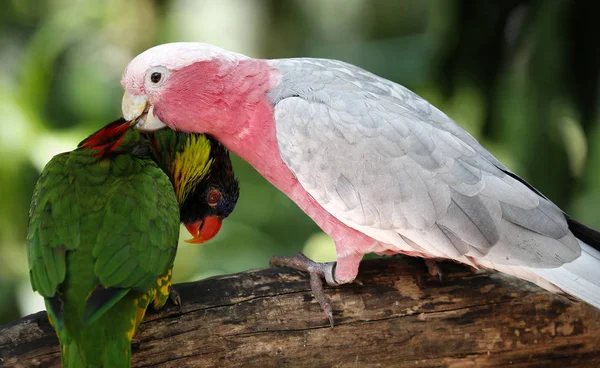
[169,288,182,313]
[425,259,443,281]
[270,252,338,326]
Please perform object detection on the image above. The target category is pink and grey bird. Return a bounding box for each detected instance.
[121,42,600,323]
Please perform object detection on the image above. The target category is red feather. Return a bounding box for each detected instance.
[80,119,131,157]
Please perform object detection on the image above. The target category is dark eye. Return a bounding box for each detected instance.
[150,72,162,83]
[208,190,221,206]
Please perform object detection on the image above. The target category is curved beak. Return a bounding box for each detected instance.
[121,91,167,131]
[184,216,223,244]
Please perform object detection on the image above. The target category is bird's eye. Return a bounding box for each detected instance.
[146,66,170,88]
[150,72,162,84]
[208,190,221,207]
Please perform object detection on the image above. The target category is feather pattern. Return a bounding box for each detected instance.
[269,58,580,269]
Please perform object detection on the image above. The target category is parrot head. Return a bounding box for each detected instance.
[120,42,273,138]
[148,128,240,244]
[79,118,239,244]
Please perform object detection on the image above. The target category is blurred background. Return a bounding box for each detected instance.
[1,0,599,324]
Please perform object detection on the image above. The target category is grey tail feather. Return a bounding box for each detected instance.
[567,216,600,252]
[498,167,600,253]
[498,168,549,200]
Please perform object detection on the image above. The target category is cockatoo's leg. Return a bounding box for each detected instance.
[424,259,443,280]
[270,252,339,327]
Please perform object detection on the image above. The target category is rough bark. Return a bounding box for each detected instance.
[1,257,599,367]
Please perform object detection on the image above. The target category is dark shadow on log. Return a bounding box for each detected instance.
[1,256,600,367]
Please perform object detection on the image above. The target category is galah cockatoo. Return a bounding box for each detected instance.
[121,42,600,325]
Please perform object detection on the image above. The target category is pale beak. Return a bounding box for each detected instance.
[121,91,167,131]
[122,91,147,121]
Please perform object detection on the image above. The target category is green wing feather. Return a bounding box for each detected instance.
[84,155,179,324]
[91,155,179,291]
[27,138,180,329]
[82,287,130,325]
[27,153,80,299]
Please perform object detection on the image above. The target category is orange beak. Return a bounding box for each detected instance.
[184,216,222,244]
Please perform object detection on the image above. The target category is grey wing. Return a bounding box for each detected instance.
[270,58,580,267]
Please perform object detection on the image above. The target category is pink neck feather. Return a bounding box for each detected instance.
[157,57,377,280]
[157,58,297,191]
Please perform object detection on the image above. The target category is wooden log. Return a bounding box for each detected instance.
[1,256,599,367]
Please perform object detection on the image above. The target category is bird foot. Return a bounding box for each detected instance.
[169,287,183,313]
[424,259,443,281]
[270,252,337,327]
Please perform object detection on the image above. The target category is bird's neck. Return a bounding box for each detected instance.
[161,58,298,193]
[213,97,299,191]
[170,58,297,191]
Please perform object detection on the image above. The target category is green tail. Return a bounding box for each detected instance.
[48,284,144,368]
[61,336,131,368]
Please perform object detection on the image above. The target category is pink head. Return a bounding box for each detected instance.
[121,42,274,137]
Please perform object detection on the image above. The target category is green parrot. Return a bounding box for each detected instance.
[26,118,239,367]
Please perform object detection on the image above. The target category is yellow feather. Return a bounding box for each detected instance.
[170,135,213,203]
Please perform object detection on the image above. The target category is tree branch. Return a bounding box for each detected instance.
[2,257,600,367]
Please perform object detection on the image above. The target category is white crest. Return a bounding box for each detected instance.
[122,42,249,90]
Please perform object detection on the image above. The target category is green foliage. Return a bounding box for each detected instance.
[1,0,599,324]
